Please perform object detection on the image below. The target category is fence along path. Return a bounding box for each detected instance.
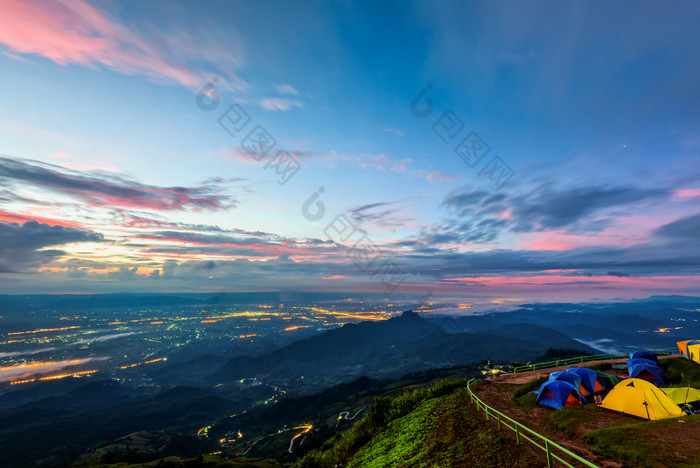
[512,348,676,373]
[467,378,598,468]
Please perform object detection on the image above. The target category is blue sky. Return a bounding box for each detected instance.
[0,0,699,302]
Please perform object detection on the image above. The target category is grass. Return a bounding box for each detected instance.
[72,454,284,467]
[582,423,655,468]
[296,379,538,467]
[660,357,700,387]
[512,375,546,410]
[548,405,599,436]
[508,375,551,411]
[580,410,700,467]
[346,389,538,468]
[346,396,440,467]
[513,376,547,400]
[514,393,537,410]
[294,379,469,467]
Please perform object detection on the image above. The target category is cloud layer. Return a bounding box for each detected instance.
[0,0,247,91]
[0,156,239,212]
[0,221,103,273]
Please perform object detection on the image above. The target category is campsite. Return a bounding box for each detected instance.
[471,345,700,467]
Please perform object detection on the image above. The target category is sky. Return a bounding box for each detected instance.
[0,0,699,302]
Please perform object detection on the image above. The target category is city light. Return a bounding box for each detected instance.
[10,370,98,385]
[8,326,81,336]
[119,357,167,369]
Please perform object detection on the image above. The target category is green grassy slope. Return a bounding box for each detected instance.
[295,379,538,467]
[72,454,285,467]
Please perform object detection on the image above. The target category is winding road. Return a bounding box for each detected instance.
[336,406,367,427]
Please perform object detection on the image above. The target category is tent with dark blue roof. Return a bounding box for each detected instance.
[627,358,665,386]
[629,350,658,363]
[536,380,584,409]
[565,367,606,394]
[550,370,590,397]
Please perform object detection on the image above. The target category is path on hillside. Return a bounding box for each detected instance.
[474,379,627,467]
[497,353,679,384]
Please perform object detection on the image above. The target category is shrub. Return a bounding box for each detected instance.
[294,378,468,467]
[660,357,700,387]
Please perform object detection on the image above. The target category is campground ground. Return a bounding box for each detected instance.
[472,354,700,467]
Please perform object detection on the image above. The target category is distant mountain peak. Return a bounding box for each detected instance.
[400,309,419,319]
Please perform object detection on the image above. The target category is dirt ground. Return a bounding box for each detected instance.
[473,379,628,467]
[472,354,700,467]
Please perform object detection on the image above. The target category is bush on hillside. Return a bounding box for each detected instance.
[295,378,468,467]
[660,357,700,387]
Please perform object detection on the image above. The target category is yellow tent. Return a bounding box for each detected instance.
[662,387,700,405]
[688,344,700,364]
[601,378,685,420]
[677,340,693,358]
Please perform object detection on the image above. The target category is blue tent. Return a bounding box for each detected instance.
[550,371,590,397]
[627,358,665,386]
[629,350,658,363]
[566,367,606,394]
[536,380,584,409]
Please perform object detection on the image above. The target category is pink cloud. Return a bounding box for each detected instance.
[273,83,300,96]
[673,189,700,199]
[440,274,700,291]
[322,275,348,280]
[48,151,120,172]
[0,210,85,229]
[517,215,668,251]
[356,153,411,172]
[222,148,269,164]
[519,235,590,251]
[259,97,303,111]
[222,148,419,178]
[132,234,330,258]
[0,0,246,91]
[61,161,120,172]
[417,273,700,303]
[412,169,459,183]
